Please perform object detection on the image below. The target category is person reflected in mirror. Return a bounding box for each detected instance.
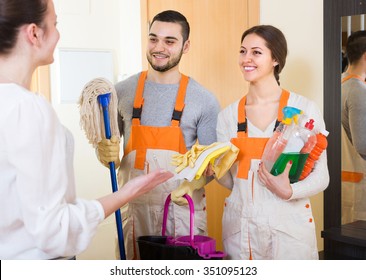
[215,25,329,259]
[95,10,220,259]
[341,33,366,224]
[0,0,173,260]
[342,30,366,74]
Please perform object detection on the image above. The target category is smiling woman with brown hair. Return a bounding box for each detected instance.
[216,25,329,260]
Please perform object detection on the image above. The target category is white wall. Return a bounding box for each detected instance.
[51,0,142,259]
[260,0,325,251]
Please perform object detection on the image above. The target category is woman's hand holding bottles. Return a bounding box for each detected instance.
[257,161,293,200]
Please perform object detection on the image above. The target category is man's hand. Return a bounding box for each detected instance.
[97,135,121,169]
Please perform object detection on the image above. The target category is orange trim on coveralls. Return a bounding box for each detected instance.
[171,74,188,127]
[248,228,253,260]
[231,90,290,179]
[132,70,189,127]
[342,171,364,183]
[125,71,189,169]
[341,73,366,84]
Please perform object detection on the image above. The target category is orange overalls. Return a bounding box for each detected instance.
[222,90,319,259]
[118,71,207,259]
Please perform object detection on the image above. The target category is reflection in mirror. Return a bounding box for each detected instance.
[341,15,366,71]
[341,14,366,225]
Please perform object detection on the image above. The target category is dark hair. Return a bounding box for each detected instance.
[241,25,287,85]
[345,30,366,66]
[346,30,366,48]
[346,36,366,65]
[150,10,190,43]
[0,0,48,54]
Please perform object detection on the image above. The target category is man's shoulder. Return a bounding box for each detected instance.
[115,73,141,90]
[186,77,216,99]
[187,77,208,90]
[114,73,143,100]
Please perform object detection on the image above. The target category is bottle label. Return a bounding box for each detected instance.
[270,153,309,183]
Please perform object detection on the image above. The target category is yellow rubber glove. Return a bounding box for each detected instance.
[97,135,121,169]
[213,144,239,179]
[171,176,206,206]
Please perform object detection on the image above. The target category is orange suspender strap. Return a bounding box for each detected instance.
[171,74,189,126]
[237,96,247,138]
[237,89,290,137]
[132,71,188,126]
[342,171,364,183]
[132,71,148,125]
[278,89,290,121]
[341,74,366,84]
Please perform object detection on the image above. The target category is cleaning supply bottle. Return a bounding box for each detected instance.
[299,119,317,154]
[262,106,303,173]
[299,129,329,180]
[269,115,317,183]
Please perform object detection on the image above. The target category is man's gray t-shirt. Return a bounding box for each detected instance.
[115,72,220,150]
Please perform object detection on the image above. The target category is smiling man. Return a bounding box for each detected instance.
[96,10,220,259]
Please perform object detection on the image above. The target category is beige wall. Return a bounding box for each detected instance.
[260,0,325,251]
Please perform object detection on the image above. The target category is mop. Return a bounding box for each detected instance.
[79,77,126,260]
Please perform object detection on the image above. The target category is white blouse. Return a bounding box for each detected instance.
[0,84,104,259]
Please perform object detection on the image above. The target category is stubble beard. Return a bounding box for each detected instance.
[147,50,183,72]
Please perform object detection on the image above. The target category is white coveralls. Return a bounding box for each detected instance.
[217,90,329,260]
[118,71,206,259]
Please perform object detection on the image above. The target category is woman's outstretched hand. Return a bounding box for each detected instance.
[99,169,174,218]
[124,169,174,198]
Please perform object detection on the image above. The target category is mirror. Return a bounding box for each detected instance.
[322,0,366,259]
[340,15,366,226]
[341,15,366,72]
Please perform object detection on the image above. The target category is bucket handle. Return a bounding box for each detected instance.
[162,194,194,247]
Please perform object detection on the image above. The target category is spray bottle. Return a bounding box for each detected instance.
[271,116,317,182]
[262,106,303,174]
